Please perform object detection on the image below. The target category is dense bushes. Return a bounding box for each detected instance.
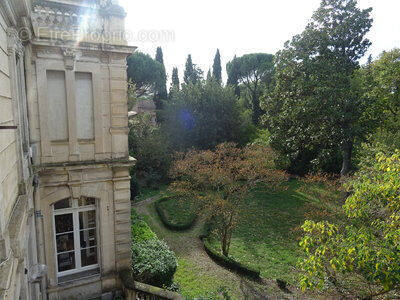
[131,239,177,287]
[162,80,252,151]
[155,197,197,231]
[128,114,172,189]
[131,209,178,288]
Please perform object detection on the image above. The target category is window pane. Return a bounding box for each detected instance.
[78,197,95,207]
[79,210,96,230]
[57,252,75,272]
[80,229,97,248]
[47,70,68,141]
[54,198,72,210]
[55,214,73,233]
[75,72,94,140]
[81,247,97,267]
[56,232,74,253]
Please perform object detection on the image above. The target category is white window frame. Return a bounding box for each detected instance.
[52,198,100,279]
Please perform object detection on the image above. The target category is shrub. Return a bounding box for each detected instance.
[299,151,400,298]
[131,239,178,287]
[131,209,157,243]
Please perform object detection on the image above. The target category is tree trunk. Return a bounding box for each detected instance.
[221,228,229,257]
[340,140,353,177]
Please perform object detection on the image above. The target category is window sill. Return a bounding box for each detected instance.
[57,267,100,285]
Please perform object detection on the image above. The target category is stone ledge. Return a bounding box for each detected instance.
[33,157,136,173]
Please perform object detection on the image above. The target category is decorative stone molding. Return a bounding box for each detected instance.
[7,28,24,55]
[61,47,78,69]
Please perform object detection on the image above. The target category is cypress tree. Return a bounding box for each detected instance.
[206,69,212,81]
[212,49,222,83]
[184,54,194,84]
[171,67,180,89]
[154,47,168,121]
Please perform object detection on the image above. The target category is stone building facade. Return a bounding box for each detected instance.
[0,0,135,298]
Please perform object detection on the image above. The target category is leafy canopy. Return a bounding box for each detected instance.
[127,52,165,98]
[300,151,400,298]
[170,143,289,256]
[262,0,373,175]
[227,53,274,124]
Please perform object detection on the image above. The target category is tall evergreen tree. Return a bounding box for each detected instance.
[153,47,168,121]
[263,0,373,176]
[184,54,203,84]
[212,49,222,83]
[171,67,180,89]
[155,46,164,65]
[184,54,194,84]
[206,69,212,81]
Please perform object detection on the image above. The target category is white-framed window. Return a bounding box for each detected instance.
[53,197,99,283]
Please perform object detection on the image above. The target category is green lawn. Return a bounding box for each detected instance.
[157,196,196,226]
[134,184,167,203]
[140,179,344,298]
[207,179,344,285]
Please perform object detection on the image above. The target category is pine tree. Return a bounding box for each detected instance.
[154,47,168,121]
[212,49,222,83]
[171,67,180,88]
[155,46,164,65]
[183,54,203,84]
[184,54,194,84]
[206,69,212,81]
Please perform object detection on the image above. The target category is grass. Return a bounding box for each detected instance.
[207,179,344,285]
[175,258,236,299]
[157,196,196,226]
[134,184,167,202]
[138,178,344,298]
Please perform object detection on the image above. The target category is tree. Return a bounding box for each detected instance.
[226,53,274,124]
[262,0,373,176]
[226,55,241,97]
[161,80,247,151]
[171,67,180,89]
[154,47,168,114]
[170,143,288,256]
[127,52,164,98]
[183,54,203,84]
[206,69,212,81]
[212,49,222,83]
[360,49,400,134]
[128,113,172,187]
[300,150,400,299]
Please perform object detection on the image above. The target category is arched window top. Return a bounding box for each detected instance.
[53,197,96,211]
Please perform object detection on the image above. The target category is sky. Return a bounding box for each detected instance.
[118,0,400,84]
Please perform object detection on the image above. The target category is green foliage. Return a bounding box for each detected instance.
[212,49,222,83]
[262,0,373,176]
[155,197,196,230]
[183,54,203,84]
[127,52,165,98]
[131,209,157,242]
[161,80,246,151]
[131,209,178,288]
[128,114,172,187]
[226,53,274,124]
[131,238,178,287]
[359,49,400,135]
[154,47,168,112]
[300,151,400,298]
[202,237,260,279]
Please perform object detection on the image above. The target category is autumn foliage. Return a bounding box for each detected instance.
[169,143,289,256]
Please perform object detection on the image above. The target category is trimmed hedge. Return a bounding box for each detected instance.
[155,197,197,231]
[202,238,261,280]
[200,226,261,280]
